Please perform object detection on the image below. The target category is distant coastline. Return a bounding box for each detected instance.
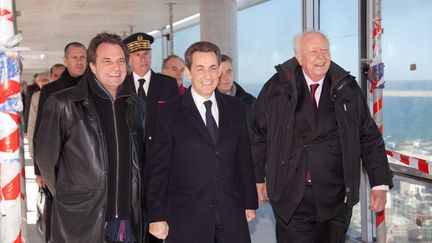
[384,90,432,97]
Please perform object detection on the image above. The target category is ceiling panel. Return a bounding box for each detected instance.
[14,0,200,80]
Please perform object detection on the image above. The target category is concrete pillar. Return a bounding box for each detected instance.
[200,0,237,78]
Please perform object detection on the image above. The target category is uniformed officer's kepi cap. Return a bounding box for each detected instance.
[123,32,154,53]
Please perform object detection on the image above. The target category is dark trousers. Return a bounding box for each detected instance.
[274,185,352,243]
[214,202,225,243]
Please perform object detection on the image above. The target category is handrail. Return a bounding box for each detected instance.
[389,163,432,184]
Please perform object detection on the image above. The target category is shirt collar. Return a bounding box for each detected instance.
[191,87,216,108]
[133,69,152,82]
[302,70,324,89]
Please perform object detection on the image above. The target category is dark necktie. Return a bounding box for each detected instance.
[310,83,320,119]
[137,78,146,98]
[204,100,218,144]
[306,83,320,183]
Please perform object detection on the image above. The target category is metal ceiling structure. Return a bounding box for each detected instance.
[15,0,200,80]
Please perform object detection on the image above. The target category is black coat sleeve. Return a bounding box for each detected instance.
[34,95,64,194]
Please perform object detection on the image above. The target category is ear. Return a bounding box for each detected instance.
[89,62,96,74]
[295,53,303,66]
[185,67,192,80]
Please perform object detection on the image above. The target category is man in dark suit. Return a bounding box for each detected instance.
[162,54,186,94]
[147,41,258,243]
[251,31,393,243]
[33,42,87,188]
[217,54,256,129]
[123,33,179,140]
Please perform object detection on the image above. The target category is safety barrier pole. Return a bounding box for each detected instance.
[369,0,386,242]
[0,0,27,242]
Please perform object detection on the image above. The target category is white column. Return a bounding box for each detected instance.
[199,0,238,77]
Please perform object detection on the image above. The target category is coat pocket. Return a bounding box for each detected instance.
[168,190,193,204]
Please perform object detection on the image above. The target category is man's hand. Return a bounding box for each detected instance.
[256,183,267,205]
[149,221,169,240]
[35,175,46,188]
[245,209,256,222]
[369,190,387,212]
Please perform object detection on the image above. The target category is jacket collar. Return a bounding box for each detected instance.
[70,70,132,101]
[276,57,354,95]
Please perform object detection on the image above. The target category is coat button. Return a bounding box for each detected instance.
[281,161,285,165]
[346,187,351,192]
[215,151,220,155]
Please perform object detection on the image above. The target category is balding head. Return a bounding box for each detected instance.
[34,72,50,88]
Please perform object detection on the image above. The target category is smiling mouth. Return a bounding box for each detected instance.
[201,80,213,85]
[108,73,121,77]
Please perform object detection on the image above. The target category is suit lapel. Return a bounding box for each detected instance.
[316,76,333,131]
[215,92,226,145]
[147,70,160,101]
[182,90,215,145]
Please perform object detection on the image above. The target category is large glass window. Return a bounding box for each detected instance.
[382,0,432,162]
[173,25,200,59]
[386,172,432,242]
[151,37,163,73]
[237,0,301,97]
[320,1,359,79]
[381,1,432,241]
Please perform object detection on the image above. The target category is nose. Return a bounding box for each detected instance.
[317,50,327,59]
[204,69,212,79]
[77,58,84,66]
[112,61,122,70]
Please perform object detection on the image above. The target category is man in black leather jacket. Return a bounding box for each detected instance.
[35,32,146,243]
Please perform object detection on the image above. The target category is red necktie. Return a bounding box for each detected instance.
[306,83,319,183]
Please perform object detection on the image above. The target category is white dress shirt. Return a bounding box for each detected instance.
[191,88,219,127]
[133,70,151,95]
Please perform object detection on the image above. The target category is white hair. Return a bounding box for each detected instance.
[293,30,330,54]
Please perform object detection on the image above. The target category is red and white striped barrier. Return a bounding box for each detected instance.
[386,149,432,175]
[370,6,386,241]
[0,0,27,242]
